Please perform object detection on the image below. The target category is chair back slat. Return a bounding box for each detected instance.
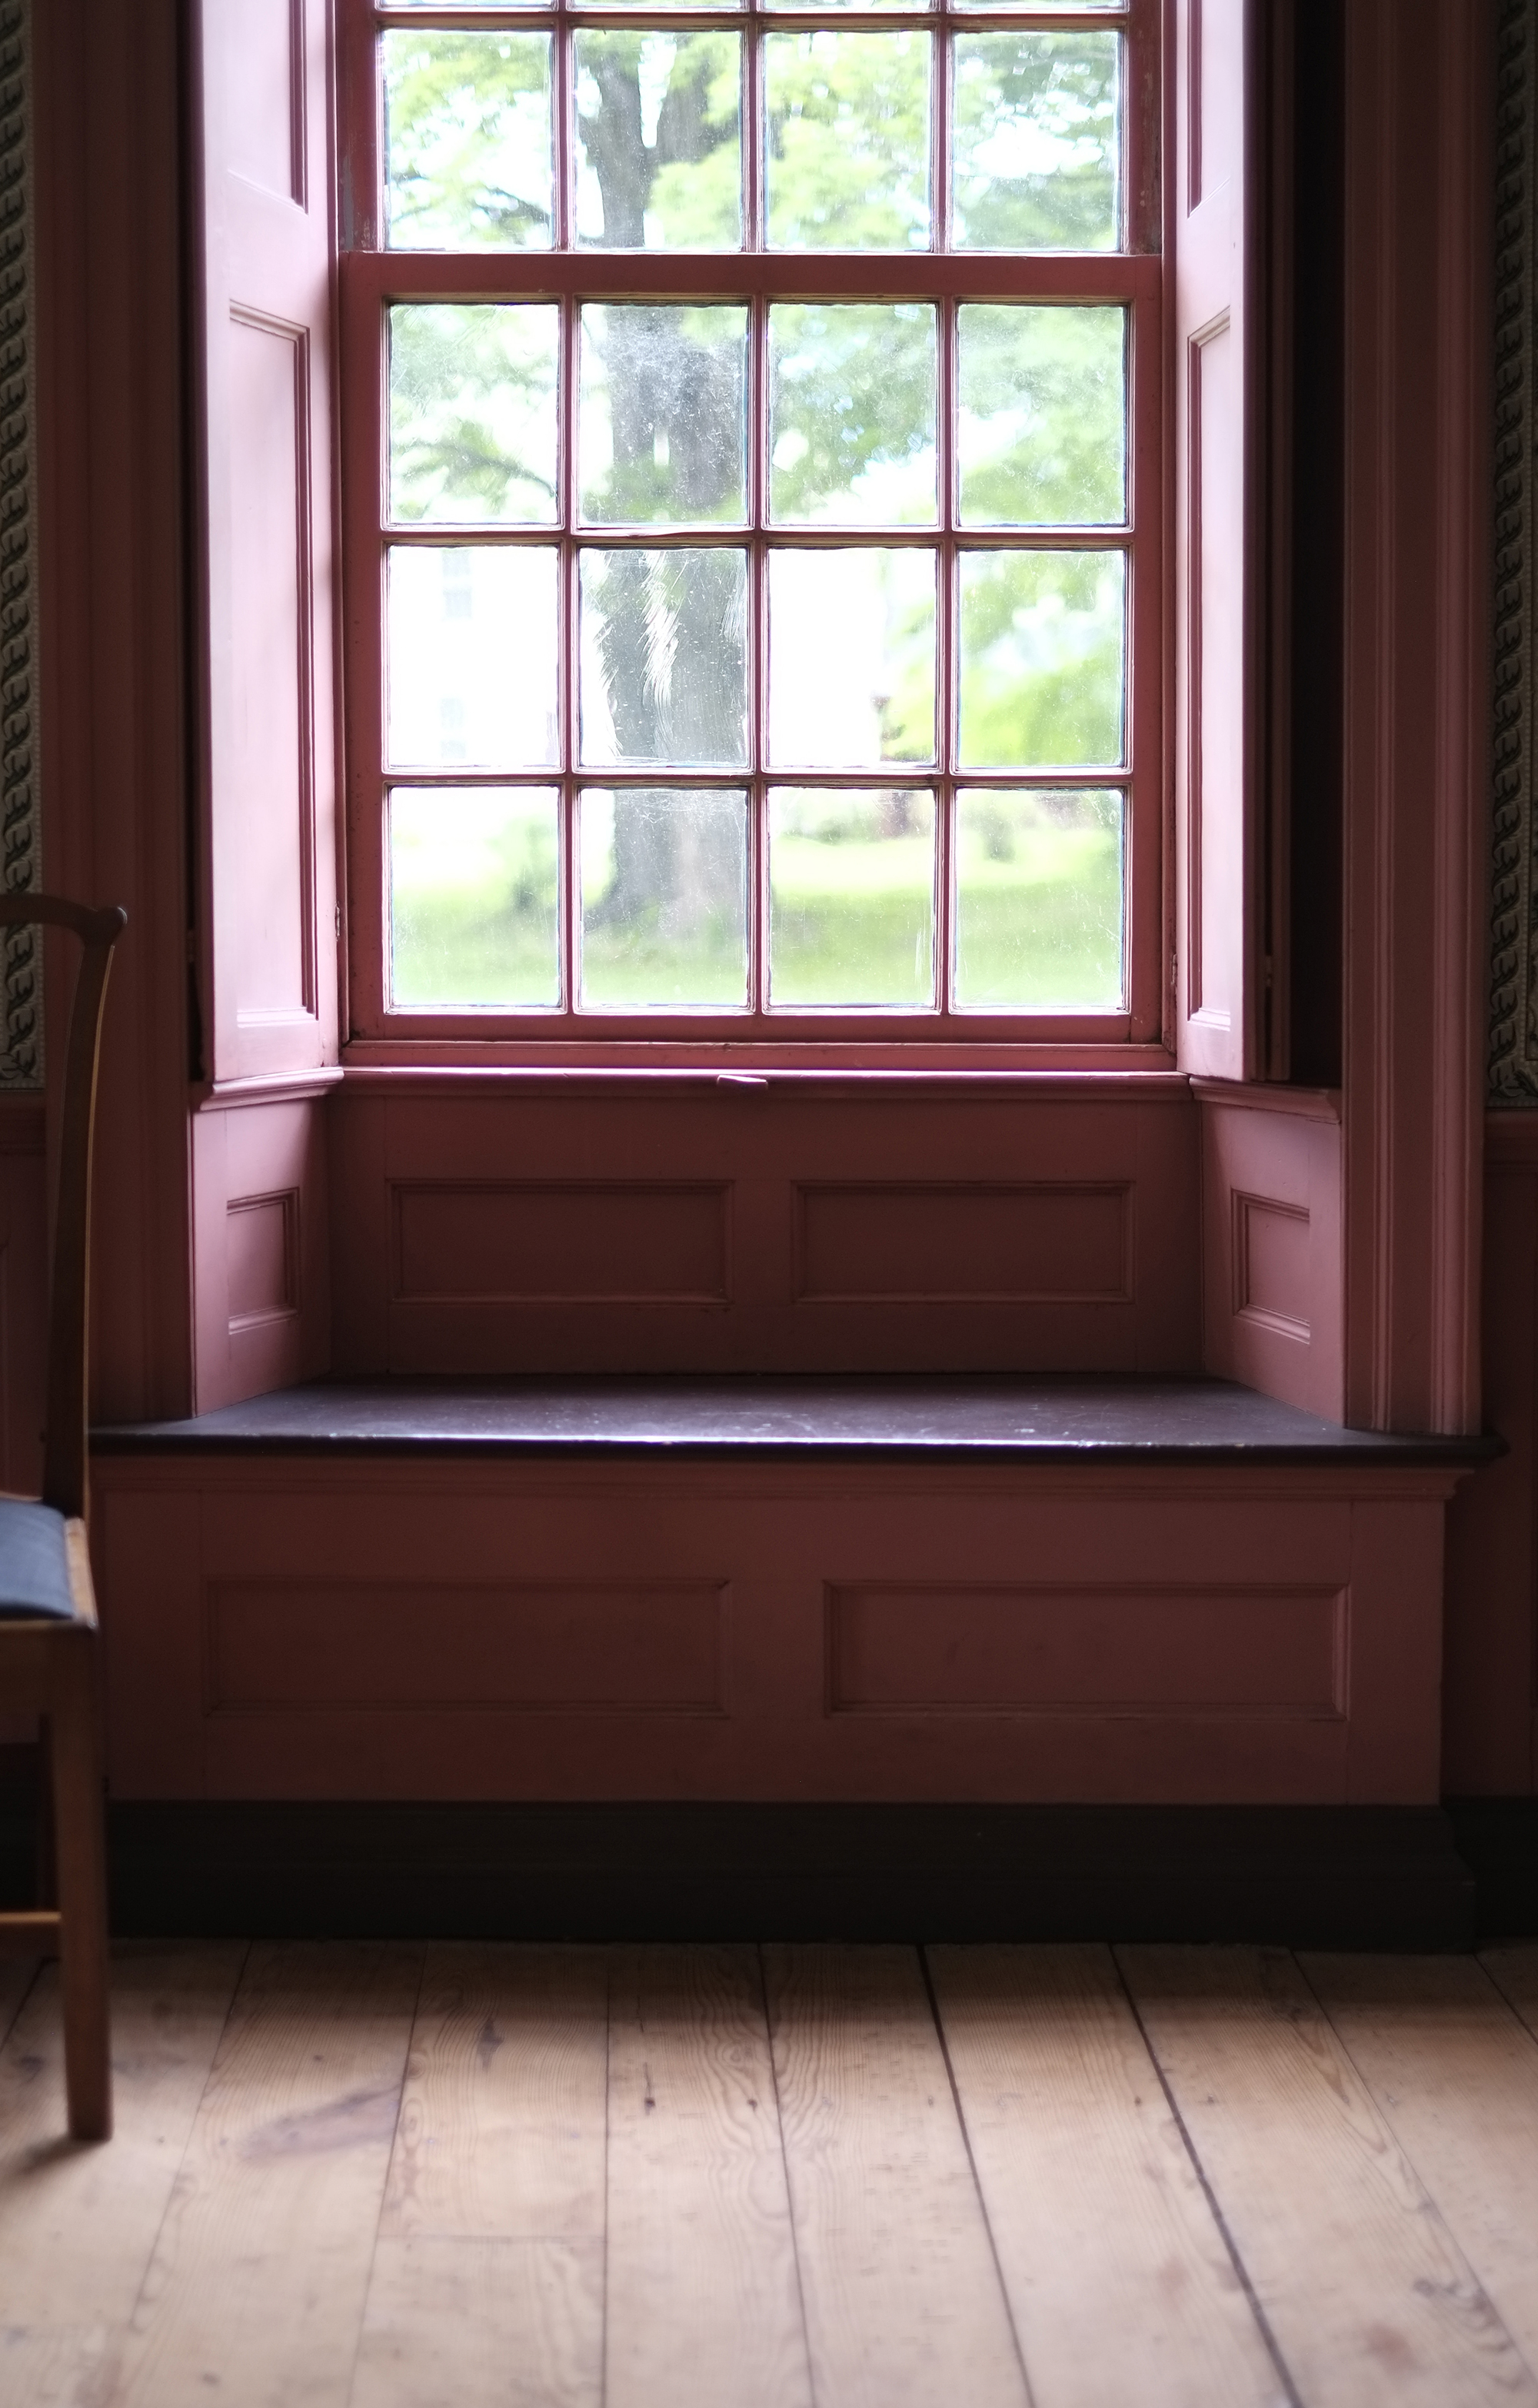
[0,896,128,1519]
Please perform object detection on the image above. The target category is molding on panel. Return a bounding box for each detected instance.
[0,0,38,1090]
[1492,0,1538,1100]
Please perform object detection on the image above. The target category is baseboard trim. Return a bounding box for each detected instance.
[1444,1798,1538,1942]
[0,1798,1482,1947]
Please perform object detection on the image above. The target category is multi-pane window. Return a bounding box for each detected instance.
[342,0,1159,1039]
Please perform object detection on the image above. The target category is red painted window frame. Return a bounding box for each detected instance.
[337,0,1165,1066]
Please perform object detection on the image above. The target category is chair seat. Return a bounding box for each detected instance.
[0,1497,79,1619]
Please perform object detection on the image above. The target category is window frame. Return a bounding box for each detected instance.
[338,0,1166,1060]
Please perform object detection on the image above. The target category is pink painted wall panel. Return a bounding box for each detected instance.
[827,1583,1344,1717]
[225,0,301,205]
[331,1080,1200,1375]
[192,1094,331,1411]
[1199,1088,1344,1418]
[93,1456,1454,1805]
[208,1579,725,1711]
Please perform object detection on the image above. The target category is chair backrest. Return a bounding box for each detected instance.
[0,896,127,1520]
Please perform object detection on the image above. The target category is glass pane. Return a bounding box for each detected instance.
[579,788,748,1008]
[580,547,748,767]
[768,787,935,1007]
[769,304,936,527]
[384,32,553,251]
[390,787,559,1009]
[580,306,747,525]
[958,549,1124,768]
[954,787,1123,1009]
[951,33,1119,252]
[388,546,559,768]
[769,549,935,767]
[390,304,558,527]
[957,304,1125,527]
[765,33,930,251]
[575,33,742,249]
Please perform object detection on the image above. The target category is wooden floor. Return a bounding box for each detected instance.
[5,1945,1538,2405]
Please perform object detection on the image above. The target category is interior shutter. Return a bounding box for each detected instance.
[1171,0,1260,1078]
[189,0,338,1084]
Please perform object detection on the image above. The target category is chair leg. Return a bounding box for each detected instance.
[48,1644,112,2143]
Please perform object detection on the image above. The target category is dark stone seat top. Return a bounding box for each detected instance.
[92,1377,1501,1468]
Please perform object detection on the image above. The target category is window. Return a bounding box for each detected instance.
[340,0,1160,1047]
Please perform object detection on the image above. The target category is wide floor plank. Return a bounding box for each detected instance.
[1301,1953,1538,2383]
[606,1944,811,2408]
[353,2237,602,2408]
[930,1944,1285,2408]
[0,1942,245,2402]
[0,1957,35,2051]
[765,1943,1027,2408]
[1483,1945,1538,2042]
[1121,1945,1538,2408]
[355,1944,609,2408]
[378,1942,608,2241]
[112,1941,421,2408]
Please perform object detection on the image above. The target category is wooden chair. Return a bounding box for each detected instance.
[0,895,126,2141]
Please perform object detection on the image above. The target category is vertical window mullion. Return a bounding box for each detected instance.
[750,291,768,1016]
[936,288,957,1017]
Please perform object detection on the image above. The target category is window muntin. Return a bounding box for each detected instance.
[344,2,1160,1045]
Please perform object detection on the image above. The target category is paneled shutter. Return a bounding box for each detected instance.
[189,0,338,1083]
[1171,0,1260,1077]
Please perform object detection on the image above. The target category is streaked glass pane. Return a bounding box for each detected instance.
[580,547,748,767]
[952,33,1119,251]
[954,787,1123,1009]
[579,787,748,1007]
[957,304,1126,527]
[384,32,553,251]
[388,546,559,768]
[958,549,1124,768]
[575,33,742,248]
[769,549,935,767]
[769,787,935,1006]
[390,786,559,1009]
[765,33,930,251]
[769,304,936,527]
[580,306,747,524]
[389,304,558,526]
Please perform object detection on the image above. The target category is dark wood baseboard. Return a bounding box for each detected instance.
[1443,1798,1538,1943]
[0,1776,1482,1947]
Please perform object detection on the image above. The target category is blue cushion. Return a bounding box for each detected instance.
[0,1498,77,1619]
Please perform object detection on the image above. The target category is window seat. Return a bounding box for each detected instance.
[86,1376,1496,1845]
[92,1373,1496,1468]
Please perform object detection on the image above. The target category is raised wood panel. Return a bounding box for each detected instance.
[226,0,304,205]
[94,1458,1453,1804]
[191,1096,330,1411]
[1199,1088,1343,1419]
[795,1183,1130,1305]
[207,1580,727,1713]
[0,1108,47,1497]
[333,1083,1200,1375]
[227,309,313,1028]
[827,1583,1345,1718]
[393,1182,730,1305]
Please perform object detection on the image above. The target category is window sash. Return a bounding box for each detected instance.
[340,2,1163,1049]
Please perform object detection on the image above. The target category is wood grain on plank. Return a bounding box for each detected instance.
[606,1944,811,2408]
[0,1942,243,2377]
[929,1943,1285,2408]
[1304,1953,1538,2380]
[112,1941,421,2408]
[1121,1945,1538,2408]
[0,1955,35,2051]
[353,2237,602,2408]
[1483,1945,1538,2042]
[764,1943,1027,2408]
[380,1942,608,2241]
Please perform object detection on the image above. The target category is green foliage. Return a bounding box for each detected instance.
[765,32,930,250]
[384,32,553,249]
[390,304,559,524]
[957,303,1125,526]
[960,551,1124,767]
[952,32,1119,251]
[770,304,936,524]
